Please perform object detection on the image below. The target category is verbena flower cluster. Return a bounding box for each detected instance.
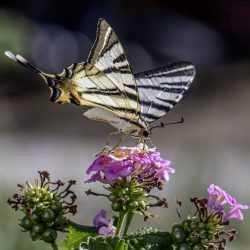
[8,171,77,244]
[8,146,248,250]
[207,184,249,223]
[92,209,116,237]
[171,184,249,249]
[86,144,175,185]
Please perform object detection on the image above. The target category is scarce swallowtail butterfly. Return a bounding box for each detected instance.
[5,18,195,140]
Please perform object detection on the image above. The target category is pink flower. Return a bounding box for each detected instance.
[86,156,112,174]
[207,184,249,222]
[104,161,134,181]
[92,209,116,237]
[85,145,175,185]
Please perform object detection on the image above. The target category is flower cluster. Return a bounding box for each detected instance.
[207,184,249,223]
[171,184,249,250]
[7,171,77,244]
[86,144,175,187]
[92,209,116,237]
[85,145,172,220]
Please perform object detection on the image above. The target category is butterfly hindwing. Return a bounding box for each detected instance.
[135,62,195,123]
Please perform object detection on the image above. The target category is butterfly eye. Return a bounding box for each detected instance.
[50,88,61,102]
[47,78,56,87]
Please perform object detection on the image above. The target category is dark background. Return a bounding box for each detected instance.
[0,1,249,249]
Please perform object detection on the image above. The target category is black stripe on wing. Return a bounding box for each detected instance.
[87,19,140,122]
[82,89,138,101]
[135,62,195,123]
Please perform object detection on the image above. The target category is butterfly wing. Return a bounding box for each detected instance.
[135,62,195,124]
[84,19,140,123]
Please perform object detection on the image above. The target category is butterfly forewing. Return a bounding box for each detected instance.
[135,62,195,124]
[86,19,140,121]
[73,63,136,121]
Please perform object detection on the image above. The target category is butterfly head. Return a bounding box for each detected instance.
[5,51,72,104]
[142,130,151,138]
[129,129,151,140]
[42,76,72,104]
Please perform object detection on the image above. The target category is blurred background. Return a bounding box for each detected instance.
[0,0,250,249]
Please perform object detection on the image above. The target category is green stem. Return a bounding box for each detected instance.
[123,211,134,236]
[51,242,58,250]
[67,220,98,233]
[115,210,127,237]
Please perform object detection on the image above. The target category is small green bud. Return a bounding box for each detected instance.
[41,228,57,243]
[128,201,138,209]
[171,229,186,244]
[30,190,36,196]
[122,188,129,194]
[32,223,45,234]
[30,231,40,241]
[50,201,63,213]
[20,216,33,231]
[108,193,117,201]
[189,221,197,230]
[197,222,205,230]
[138,201,146,209]
[111,201,123,212]
[41,209,56,223]
[54,214,67,228]
[182,219,191,232]
[205,222,215,231]
[30,213,41,224]
[172,224,183,232]
[198,229,206,238]
[35,202,44,212]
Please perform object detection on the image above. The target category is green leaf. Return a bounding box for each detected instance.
[59,226,97,249]
[124,227,173,250]
[81,236,128,250]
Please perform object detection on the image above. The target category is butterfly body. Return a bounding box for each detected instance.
[5,18,195,141]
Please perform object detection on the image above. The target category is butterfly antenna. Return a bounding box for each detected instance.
[149,117,184,133]
[4,51,45,75]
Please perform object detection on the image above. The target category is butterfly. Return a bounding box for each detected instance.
[5,18,195,142]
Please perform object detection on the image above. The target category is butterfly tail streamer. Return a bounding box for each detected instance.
[4,51,54,84]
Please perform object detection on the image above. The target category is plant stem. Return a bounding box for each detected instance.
[67,220,98,233]
[51,243,58,250]
[123,211,134,236]
[115,210,127,237]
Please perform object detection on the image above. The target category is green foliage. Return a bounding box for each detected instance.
[124,227,173,250]
[59,226,97,249]
[81,236,128,250]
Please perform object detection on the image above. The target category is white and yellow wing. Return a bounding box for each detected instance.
[75,19,141,126]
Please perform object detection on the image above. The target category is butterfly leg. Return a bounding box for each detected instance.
[95,130,122,157]
[109,132,130,152]
[106,130,122,146]
[138,137,157,150]
[147,137,157,149]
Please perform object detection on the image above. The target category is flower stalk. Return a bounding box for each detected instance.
[115,210,127,237]
[123,210,134,236]
[51,242,58,250]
